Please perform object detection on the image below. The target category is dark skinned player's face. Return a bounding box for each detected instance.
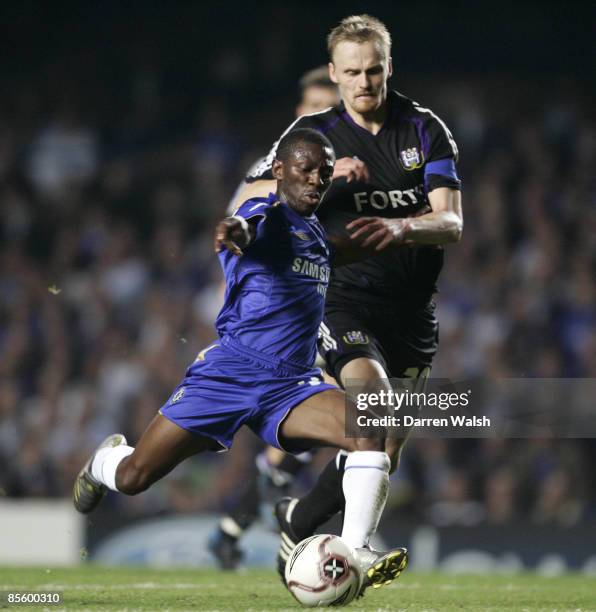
[272,142,335,216]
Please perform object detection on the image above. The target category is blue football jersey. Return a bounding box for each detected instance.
[215,193,331,367]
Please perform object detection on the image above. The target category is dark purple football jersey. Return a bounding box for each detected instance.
[247,91,461,308]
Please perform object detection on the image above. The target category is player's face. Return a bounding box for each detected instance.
[329,40,392,117]
[273,143,335,216]
[295,85,340,117]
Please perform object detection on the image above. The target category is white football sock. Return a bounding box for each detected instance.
[91,445,134,492]
[341,450,390,549]
[220,517,243,538]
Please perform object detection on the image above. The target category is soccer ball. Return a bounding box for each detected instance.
[285,534,361,607]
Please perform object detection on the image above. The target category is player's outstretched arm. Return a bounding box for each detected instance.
[405,187,462,244]
[213,216,256,257]
[346,187,462,250]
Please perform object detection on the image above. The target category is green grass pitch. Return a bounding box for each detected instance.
[1,566,594,611]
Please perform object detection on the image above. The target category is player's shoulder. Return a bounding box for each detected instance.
[391,90,458,158]
[293,105,341,133]
[391,90,446,125]
[234,195,277,218]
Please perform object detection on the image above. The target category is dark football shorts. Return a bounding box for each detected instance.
[318,299,438,382]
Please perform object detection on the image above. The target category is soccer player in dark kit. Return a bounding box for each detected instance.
[235,14,463,580]
[73,130,406,598]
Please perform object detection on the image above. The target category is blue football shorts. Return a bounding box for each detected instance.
[159,339,337,453]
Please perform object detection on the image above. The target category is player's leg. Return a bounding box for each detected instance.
[279,357,430,542]
[264,446,313,485]
[279,388,390,547]
[209,445,307,568]
[118,414,221,493]
[286,357,400,537]
[278,387,407,592]
[209,444,312,569]
[342,356,416,473]
[73,414,220,513]
[270,344,345,538]
[284,305,435,536]
[296,316,395,531]
[258,448,313,515]
[209,444,264,569]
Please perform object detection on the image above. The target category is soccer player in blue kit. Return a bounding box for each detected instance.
[73,129,406,595]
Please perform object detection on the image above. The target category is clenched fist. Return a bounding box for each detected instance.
[214,216,253,257]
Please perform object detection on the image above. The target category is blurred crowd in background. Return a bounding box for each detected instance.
[1,3,595,530]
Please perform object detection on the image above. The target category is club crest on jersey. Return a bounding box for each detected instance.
[292,229,310,241]
[343,330,369,345]
[400,147,424,170]
[171,388,185,403]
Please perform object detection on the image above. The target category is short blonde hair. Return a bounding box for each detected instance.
[327,14,392,60]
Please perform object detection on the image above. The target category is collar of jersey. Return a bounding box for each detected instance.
[338,90,398,137]
[268,193,317,222]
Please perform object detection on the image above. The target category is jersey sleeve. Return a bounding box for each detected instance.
[415,104,462,193]
[232,197,272,224]
[245,115,318,183]
[223,198,274,257]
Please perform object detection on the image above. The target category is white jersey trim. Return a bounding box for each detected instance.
[412,101,459,160]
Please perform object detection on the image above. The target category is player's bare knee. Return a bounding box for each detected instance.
[388,452,399,474]
[385,439,406,473]
[349,437,385,452]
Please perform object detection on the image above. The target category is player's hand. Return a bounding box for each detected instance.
[333,157,370,183]
[214,217,251,257]
[346,217,411,251]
